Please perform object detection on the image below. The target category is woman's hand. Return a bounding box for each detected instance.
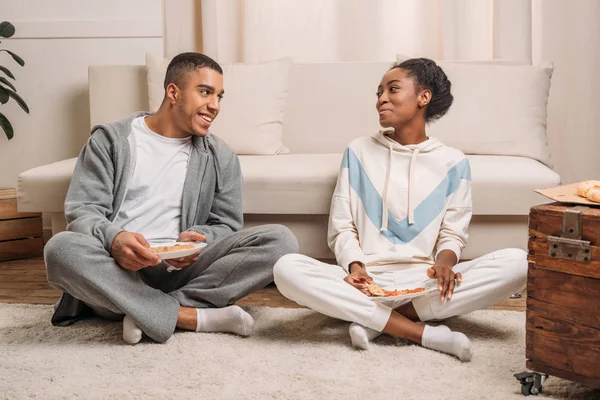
[427,263,462,303]
[343,262,373,295]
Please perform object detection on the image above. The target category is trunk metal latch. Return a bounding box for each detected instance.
[547,206,591,263]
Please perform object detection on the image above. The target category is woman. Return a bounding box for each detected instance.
[273,58,527,361]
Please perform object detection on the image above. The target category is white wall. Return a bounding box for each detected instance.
[0,0,163,188]
[533,0,600,184]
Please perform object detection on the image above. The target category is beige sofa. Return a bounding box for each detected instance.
[17,59,560,260]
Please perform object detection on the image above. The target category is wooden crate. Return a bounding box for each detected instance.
[0,189,44,261]
[527,203,600,389]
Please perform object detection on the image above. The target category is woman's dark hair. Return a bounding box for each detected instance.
[391,58,453,123]
[164,52,223,90]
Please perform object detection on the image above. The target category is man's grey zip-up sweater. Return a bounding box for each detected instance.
[65,112,243,251]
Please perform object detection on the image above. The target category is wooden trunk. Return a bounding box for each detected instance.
[0,189,43,261]
[527,203,600,389]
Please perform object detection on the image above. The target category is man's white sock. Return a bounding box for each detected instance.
[349,322,383,350]
[421,324,472,361]
[196,306,254,336]
[123,315,143,344]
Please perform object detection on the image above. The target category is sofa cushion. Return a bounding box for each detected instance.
[240,154,560,215]
[432,64,553,167]
[468,155,560,214]
[146,54,292,155]
[240,154,343,215]
[392,56,554,167]
[17,154,559,216]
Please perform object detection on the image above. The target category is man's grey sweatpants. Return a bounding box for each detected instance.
[44,224,298,343]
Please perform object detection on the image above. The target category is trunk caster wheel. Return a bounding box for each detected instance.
[514,371,548,396]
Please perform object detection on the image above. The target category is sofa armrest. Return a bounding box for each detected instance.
[17,158,78,213]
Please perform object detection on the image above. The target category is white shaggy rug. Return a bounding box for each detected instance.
[0,304,598,400]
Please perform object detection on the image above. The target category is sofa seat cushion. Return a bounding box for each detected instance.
[240,154,342,214]
[240,154,560,215]
[16,155,344,214]
[17,154,560,216]
[468,155,560,214]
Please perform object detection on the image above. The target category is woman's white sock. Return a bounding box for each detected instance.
[349,322,383,350]
[421,324,472,361]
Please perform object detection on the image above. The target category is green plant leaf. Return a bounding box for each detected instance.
[0,86,8,104]
[4,87,29,113]
[0,65,14,79]
[0,112,14,139]
[0,77,16,91]
[0,22,15,39]
[0,111,13,140]
[0,49,24,66]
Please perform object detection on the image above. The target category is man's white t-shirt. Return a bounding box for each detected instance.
[113,116,192,244]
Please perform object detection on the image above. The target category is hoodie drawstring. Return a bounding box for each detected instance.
[380,145,420,230]
[380,143,421,232]
[373,132,440,231]
[407,148,420,225]
[380,143,393,232]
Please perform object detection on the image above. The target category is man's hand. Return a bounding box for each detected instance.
[111,232,162,271]
[178,231,206,243]
[166,231,207,269]
[427,263,462,303]
[343,262,373,295]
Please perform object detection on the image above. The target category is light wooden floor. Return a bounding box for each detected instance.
[0,257,526,311]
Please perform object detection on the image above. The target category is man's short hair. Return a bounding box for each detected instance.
[163,52,223,90]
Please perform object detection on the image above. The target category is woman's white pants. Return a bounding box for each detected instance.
[273,249,527,332]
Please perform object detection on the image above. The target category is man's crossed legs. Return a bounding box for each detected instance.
[44,225,298,344]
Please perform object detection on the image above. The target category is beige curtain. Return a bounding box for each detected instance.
[162,0,203,57]
[164,0,599,184]
[199,0,532,63]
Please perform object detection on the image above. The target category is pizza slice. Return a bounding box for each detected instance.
[367,283,424,297]
[151,243,196,254]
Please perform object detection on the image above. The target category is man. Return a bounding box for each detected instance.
[44,52,298,344]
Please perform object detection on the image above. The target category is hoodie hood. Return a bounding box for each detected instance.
[371,131,446,230]
[372,130,445,153]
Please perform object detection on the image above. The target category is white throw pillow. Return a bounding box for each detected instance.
[394,54,553,167]
[145,54,292,155]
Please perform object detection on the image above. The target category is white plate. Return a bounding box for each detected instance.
[150,242,207,260]
[370,283,439,302]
